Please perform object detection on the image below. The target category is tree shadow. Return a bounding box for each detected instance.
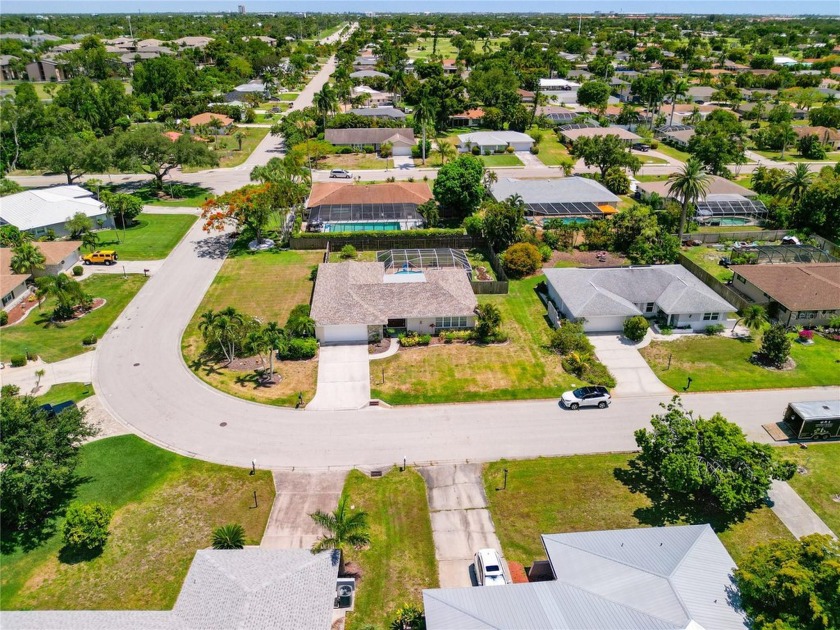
[32,311,66,330]
[58,544,105,565]
[233,370,276,389]
[193,233,233,260]
[188,356,224,377]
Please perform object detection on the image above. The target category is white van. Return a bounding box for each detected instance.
[474,548,507,586]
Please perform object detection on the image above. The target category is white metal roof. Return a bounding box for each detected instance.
[0,186,106,231]
[789,400,840,420]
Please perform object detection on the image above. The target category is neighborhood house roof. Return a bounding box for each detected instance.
[731,263,840,311]
[348,106,406,119]
[792,126,840,142]
[543,265,735,319]
[491,177,619,207]
[349,69,389,78]
[539,78,581,89]
[637,175,756,200]
[458,130,534,146]
[310,262,477,327]
[325,128,415,146]
[0,248,31,292]
[424,525,745,630]
[188,112,234,127]
[307,182,432,208]
[559,126,642,141]
[450,108,485,120]
[0,186,106,232]
[33,240,82,265]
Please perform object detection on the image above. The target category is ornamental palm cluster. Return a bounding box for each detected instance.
[310,495,371,575]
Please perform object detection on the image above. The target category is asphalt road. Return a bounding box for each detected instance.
[93,219,839,471]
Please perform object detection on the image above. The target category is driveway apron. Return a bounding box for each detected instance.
[589,334,672,397]
[307,344,371,411]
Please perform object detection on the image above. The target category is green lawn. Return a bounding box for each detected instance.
[182,249,322,407]
[34,382,95,406]
[406,36,506,59]
[321,154,394,170]
[634,174,670,182]
[182,127,269,172]
[1,275,147,363]
[370,276,584,405]
[749,149,840,163]
[654,144,691,162]
[343,469,438,630]
[95,214,196,260]
[128,182,212,208]
[278,93,299,102]
[484,454,792,567]
[682,245,732,282]
[636,154,669,165]
[536,134,574,168]
[781,444,840,536]
[641,334,840,392]
[1,435,274,610]
[479,154,524,167]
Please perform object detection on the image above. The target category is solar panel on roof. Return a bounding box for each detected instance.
[309,203,421,222]
[526,202,604,216]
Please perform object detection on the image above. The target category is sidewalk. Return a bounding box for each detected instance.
[768,480,836,539]
[1,352,94,393]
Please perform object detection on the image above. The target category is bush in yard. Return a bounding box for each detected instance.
[63,502,113,551]
[549,321,593,355]
[25,349,37,361]
[0,310,7,326]
[391,603,425,630]
[10,355,26,367]
[505,145,514,153]
[561,352,617,388]
[362,144,375,154]
[529,145,540,154]
[798,329,814,343]
[538,244,552,262]
[502,242,541,278]
[704,324,725,336]
[339,244,357,260]
[623,316,649,342]
[338,146,353,154]
[82,334,97,346]
[474,303,502,340]
[760,324,791,367]
[212,523,246,549]
[603,166,631,195]
[471,145,481,155]
[72,265,84,277]
[280,337,318,360]
[398,332,431,347]
[542,230,560,250]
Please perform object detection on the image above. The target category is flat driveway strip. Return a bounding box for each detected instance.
[768,480,836,539]
[307,344,371,411]
[590,334,672,397]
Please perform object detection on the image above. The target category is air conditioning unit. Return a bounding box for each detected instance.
[334,577,356,610]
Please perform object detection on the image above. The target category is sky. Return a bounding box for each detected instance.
[3,0,839,15]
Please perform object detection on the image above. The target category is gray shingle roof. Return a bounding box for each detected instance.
[349,69,389,79]
[491,177,619,205]
[348,106,407,119]
[311,262,477,326]
[543,265,735,318]
[325,127,415,146]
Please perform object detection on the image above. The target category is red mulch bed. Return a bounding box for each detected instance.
[4,295,39,326]
[507,561,529,584]
[548,249,628,268]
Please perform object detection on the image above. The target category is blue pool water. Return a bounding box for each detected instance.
[323,222,401,232]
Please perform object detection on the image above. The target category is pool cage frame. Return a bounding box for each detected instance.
[753,245,838,265]
[376,248,472,278]
[694,199,768,225]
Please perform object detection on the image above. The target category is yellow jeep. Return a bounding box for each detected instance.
[82,250,119,265]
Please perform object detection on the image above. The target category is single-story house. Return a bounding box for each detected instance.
[223,80,270,102]
[36,240,83,276]
[774,55,799,66]
[1,249,31,310]
[543,265,736,332]
[441,58,461,75]
[2,549,341,630]
[424,525,746,630]
[536,106,578,125]
[349,69,389,80]
[310,261,477,344]
[517,88,535,103]
[325,128,415,155]
[25,59,64,82]
[659,127,695,148]
[348,106,406,121]
[352,56,379,71]
[491,177,619,219]
[730,263,840,326]
[351,85,392,105]
[636,175,756,200]
[539,77,581,91]
[172,36,213,49]
[306,182,431,231]
[449,108,484,127]
[558,125,641,145]
[188,112,234,133]
[792,125,840,150]
[0,186,113,238]
[458,130,534,153]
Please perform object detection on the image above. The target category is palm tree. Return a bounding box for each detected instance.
[310,495,370,575]
[667,158,712,242]
[777,123,798,159]
[386,69,406,108]
[82,231,99,252]
[212,524,246,549]
[234,131,246,151]
[10,242,46,277]
[734,304,769,335]
[668,78,690,128]
[262,321,287,377]
[432,138,457,165]
[35,274,89,319]
[314,84,338,130]
[778,163,812,206]
[412,94,437,166]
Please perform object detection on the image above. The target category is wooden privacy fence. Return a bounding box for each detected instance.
[678,253,750,312]
[471,280,509,294]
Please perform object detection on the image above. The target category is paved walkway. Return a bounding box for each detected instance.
[515,150,548,169]
[419,464,506,588]
[768,480,836,539]
[261,471,347,549]
[589,333,672,397]
[307,345,371,411]
[1,352,94,393]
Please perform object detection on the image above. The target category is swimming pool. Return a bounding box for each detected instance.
[717,218,749,226]
[323,222,401,233]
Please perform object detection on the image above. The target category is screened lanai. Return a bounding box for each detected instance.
[377,248,472,277]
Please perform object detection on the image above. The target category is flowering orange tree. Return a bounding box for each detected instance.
[201,183,281,245]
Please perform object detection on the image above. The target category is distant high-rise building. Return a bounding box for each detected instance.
[238,4,245,14]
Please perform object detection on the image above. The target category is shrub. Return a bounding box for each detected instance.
[475,303,502,340]
[705,324,725,336]
[502,242,541,278]
[538,244,552,262]
[549,321,593,355]
[0,310,7,326]
[471,145,481,155]
[760,324,791,367]
[338,146,353,154]
[505,145,514,153]
[463,214,484,237]
[10,355,26,367]
[603,166,631,195]
[623,315,649,342]
[25,349,36,361]
[212,523,246,549]
[561,353,617,388]
[529,145,540,154]
[82,334,97,346]
[72,265,84,277]
[649,140,659,149]
[439,330,473,343]
[542,230,560,250]
[362,144,375,154]
[339,244,357,259]
[280,337,318,360]
[398,332,431,347]
[63,502,113,551]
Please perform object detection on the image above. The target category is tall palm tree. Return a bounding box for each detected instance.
[310,495,370,575]
[212,524,246,549]
[386,69,406,108]
[412,94,437,166]
[10,242,46,277]
[667,158,712,242]
[778,163,812,206]
[777,123,798,159]
[262,321,287,377]
[313,84,338,130]
[668,78,690,128]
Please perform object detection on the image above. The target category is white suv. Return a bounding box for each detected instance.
[329,169,352,179]
[474,548,507,586]
[561,386,612,410]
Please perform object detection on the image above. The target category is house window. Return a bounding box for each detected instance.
[736,275,746,284]
[435,316,469,329]
[644,302,655,313]
[702,313,720,321]
[2,291,14,306]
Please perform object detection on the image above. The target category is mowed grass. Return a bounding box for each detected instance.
[129,182,212,208]
[484,454,792,567]
[641,334,840,392]
[479,154,524,167]
[321,154,393,170]
[182,249,322,406]
[343,469,438,630]
[653,143,691,162]
[34,382,95,406]
[682,245,732,282]
[183,127,270,171]
[406,36,506,59]
[1,435,274,611]
[536,134,574,167]
[781,444,840,536]
[95,214,196,260]
[371,276,582,405]
[1,275,147,363]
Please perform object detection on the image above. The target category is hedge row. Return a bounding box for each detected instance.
[294,228,466,239]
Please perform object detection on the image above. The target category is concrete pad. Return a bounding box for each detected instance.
[768,480,836,539]
[307,345,371,411]
[421,464,488,511]
[590,334,672,397]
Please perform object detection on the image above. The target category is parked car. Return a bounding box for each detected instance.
[330,169,352,179]
[632,143,651,152]
[561,386,612,410]
[474,548,507,586]
[82,250,118,265]
[718,256,732,267]
[781,235,801,245]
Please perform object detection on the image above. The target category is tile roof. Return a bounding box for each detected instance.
[188,112,234,127]
[0,248,31,291]
[310,262,477,326]
[543,265,735,318]
[0,186,106,232]
[731,263,840,311]
[307,182,432,208]
[325,128,415,146]
[450,108,485,120]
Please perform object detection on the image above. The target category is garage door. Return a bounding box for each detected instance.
[583,316,627,333]
[321,324,369,344]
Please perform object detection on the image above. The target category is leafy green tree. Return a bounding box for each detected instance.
[60,36,119,80]
[623,315,649,342]
[474,303,502,340]
[808,105,840,129]
[0,178,24,197]
[310,495,371,575]
[481,196,525,251]
[0,391,97,530]
[570,135,641,180]
[10,241,45,277]
[797,134,827,160]
[760,324,791,367]
[100,191,144,230]
[688,109,746,176]
[667,158,712,241]
[81,231,100,252]
[576,80,611,114]
[633,397,795,515]
[796,166,840,241]
[132,56,194,109]
[549,321,593,355]
[212,524,246,549]
[65,212,94,239]
[63,502,113,551]
[735,534,839,630]
[26,133,110,185]
[417,199,439,228]
[432,155,485,218]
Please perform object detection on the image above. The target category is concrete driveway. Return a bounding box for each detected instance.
[420,464,507,588]
[589,334,672,397]
[307,344,371,411]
